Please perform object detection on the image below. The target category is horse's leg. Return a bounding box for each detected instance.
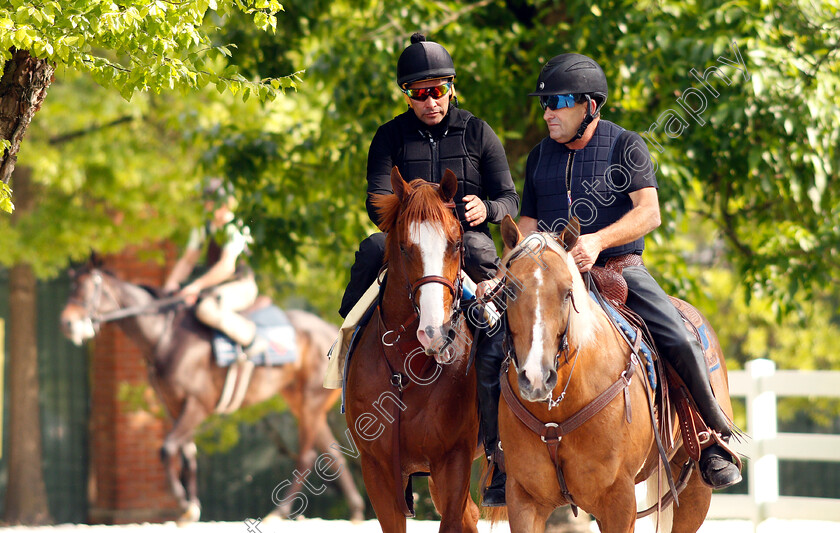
[313,418,365,522]
[427,447,478,533]
[668,462,711,533]
[160,397,206,523]
[506,477,553,533]
[359,454,407,533]
[267,388,324,520]
[590,478,638,533]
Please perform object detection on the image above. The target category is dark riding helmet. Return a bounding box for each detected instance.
[529,53,608,108]
[396,33,456,88]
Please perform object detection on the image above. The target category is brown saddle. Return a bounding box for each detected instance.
[589,255,725,461]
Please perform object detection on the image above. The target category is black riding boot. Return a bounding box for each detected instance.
[622,265,741,490]
[475,327,507,506]
[670,346,742,489]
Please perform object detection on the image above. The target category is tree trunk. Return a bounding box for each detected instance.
[0,49,55,185]
[3,166,51,525]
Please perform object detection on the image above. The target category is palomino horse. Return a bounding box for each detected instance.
[345,167,479,533]
[60,266,365,523]
[496,216,734,533]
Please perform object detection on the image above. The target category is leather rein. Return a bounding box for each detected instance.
[69,270,184,327]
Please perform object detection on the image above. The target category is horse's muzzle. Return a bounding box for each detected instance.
[518,367,558,402]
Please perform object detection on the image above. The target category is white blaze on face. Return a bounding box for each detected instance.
[523,267,546,387]
[68,316,96,346]
[409,221,448,349]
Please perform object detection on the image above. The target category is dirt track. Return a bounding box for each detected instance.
[1,518,839,533]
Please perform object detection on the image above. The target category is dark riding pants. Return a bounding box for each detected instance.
[622,265,730,434]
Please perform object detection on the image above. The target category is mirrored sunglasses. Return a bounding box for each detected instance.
[403,82,453,101]
[540,93,577,111]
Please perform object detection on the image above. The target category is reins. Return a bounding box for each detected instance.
[70,270,187,325]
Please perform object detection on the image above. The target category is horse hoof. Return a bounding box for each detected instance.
[350,510,365,524]
[176,502,201,526]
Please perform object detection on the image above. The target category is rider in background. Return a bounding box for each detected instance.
[163,178,266,358]
[514,53,741,489]
[339,32,519,506]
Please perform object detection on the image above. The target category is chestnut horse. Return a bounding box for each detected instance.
[344,167,479,533]
[496,216,734,533]
[60,266,365,523]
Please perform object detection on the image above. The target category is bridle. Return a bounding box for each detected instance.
[501,235,582,409]
[381,185,465,350]
[67,270,121,330]
[68,269,184,327]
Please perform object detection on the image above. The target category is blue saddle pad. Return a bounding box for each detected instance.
[590,291,657,390]
[213,305,298,367]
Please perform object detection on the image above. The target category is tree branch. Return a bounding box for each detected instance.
[49,115,136,145]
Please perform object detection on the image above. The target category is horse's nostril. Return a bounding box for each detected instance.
[425,325,436,338]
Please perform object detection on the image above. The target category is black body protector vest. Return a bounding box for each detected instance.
[396,108,487,235]
[531,120,644,262]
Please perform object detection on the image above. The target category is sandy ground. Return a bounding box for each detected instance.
[1,518,839,533]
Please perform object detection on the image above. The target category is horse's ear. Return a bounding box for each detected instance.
[390,166,408,202]
[89,251,104,268]
[501,214,523,251]
[440,169,457,203]
[557,217,581,251]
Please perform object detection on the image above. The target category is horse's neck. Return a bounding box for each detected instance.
[111,280,173,360]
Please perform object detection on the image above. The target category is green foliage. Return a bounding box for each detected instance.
[0,180,11,213]
[183,0,839,322]
[0,0,295,102]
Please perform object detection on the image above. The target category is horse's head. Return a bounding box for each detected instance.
[373,167,463,364]
[500,215,596,403]
[60,266,120,345]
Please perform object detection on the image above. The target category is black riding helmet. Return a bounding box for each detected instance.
[397,33,456,88]
[530,53,608,142]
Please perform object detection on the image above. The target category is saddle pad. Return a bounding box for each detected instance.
[590,291,657,390]
[213,305,298,367]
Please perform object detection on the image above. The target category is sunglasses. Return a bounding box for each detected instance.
[540,93,578,111]
[403,81,453,101]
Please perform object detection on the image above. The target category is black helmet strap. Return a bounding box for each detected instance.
[569,94,600,143]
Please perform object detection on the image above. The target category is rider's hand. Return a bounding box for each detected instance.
[463,195,487,226]
[571,233,604,273]
[162,281,180,295]
[179,283,202,306]
[476,277,502,299]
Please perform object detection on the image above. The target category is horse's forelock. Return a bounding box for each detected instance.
[506,233,602,349]
[379,181,459,258]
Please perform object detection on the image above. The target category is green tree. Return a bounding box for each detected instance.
[0,0,295,523]
[0,0,295,209]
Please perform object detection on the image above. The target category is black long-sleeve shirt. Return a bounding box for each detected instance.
[365,108,519,235]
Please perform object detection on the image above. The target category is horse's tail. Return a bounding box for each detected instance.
[478,460,508,524]
[637,475,674,533]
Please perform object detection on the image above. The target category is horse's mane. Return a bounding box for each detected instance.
[371,179,460,262]
[504,232,605,349]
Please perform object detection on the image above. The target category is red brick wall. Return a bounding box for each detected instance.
[88,244,182,525]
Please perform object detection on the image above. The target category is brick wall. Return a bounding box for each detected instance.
[88,244,182,525]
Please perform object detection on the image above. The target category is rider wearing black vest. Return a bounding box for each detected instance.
[339,33,519,506]
[518,53,742,490]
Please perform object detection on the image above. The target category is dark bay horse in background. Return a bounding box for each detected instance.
[496,216,735,533]
[345,167,480,532]
[60,267,365,523]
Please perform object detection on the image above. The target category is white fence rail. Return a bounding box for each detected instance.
[706,359,840,527]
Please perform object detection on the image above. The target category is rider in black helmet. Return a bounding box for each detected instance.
[339,33,519,506]
[514,52,742,490]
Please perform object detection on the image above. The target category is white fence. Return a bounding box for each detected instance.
[706,359,840,527]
